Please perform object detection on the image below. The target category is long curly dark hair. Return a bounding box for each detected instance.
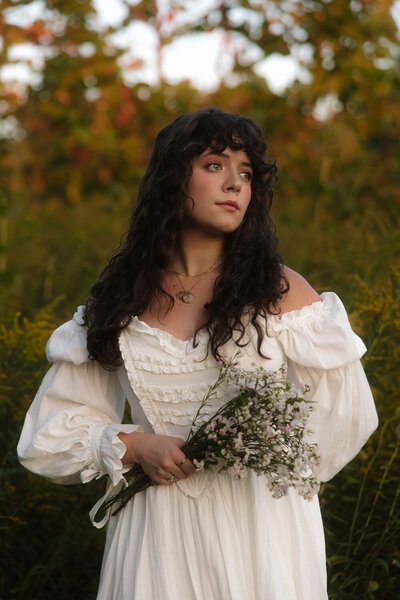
[83,107,288,369]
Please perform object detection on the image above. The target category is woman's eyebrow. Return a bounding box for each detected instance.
[203,150,252,168]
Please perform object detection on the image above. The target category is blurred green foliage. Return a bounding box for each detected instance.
[320,270,400,599]
[0,302,106,599]
[1,0,399,598]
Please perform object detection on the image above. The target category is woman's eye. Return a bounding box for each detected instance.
[241,171,252,181]
[206,162,221,172]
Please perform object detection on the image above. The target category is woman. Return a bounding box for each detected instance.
[17,108,378,599]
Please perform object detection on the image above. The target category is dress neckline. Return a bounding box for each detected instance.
[131,316,208,346]
[129,294,332,347]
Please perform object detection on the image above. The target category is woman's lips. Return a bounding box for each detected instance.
[216,201,239,212]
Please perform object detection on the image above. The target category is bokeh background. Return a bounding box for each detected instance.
[1,1,399,598]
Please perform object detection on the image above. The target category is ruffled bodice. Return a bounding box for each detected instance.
[119,317,244,499]
[120,317,234,438]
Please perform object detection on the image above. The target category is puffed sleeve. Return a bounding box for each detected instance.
[268,292,378,482]
[17,306,141,487]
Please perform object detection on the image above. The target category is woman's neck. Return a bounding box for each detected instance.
[170,231,224,277]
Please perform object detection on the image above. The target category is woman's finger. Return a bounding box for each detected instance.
[175,456,197,476]
[150,474,175,485]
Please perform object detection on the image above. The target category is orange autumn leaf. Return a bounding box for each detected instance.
[128,59,143,70]
[24,22,52,44]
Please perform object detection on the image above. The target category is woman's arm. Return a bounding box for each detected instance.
[17,358,139,485]
[17,311,140,487]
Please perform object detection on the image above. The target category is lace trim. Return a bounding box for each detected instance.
[134,384,226,404]
[127,316,209,359]
[100,424,141,486]
[158,414,196,426]
[131,354,184,368]
[128,357,215,375]
[119,329,165,434]
[127,340,257,374]
[175,469,218,499]
[134,385,225,428]
[267,292,336,335]
[157,408,219,426]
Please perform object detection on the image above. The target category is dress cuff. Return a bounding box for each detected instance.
[81,423,141,485]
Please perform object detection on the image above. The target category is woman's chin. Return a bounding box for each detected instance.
[182,218,243,238]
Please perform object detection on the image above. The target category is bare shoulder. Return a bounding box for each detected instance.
[277,266,321,316]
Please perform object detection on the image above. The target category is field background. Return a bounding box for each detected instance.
[1,1,399,598]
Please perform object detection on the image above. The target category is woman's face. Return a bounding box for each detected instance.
[184,147,253,236]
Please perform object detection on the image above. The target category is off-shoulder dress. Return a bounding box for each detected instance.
[17,292,378,600]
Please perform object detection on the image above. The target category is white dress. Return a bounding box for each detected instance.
[17,292,378,600]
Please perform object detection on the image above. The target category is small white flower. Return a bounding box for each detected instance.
[193,459,205,471]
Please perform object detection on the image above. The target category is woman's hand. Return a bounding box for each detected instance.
[118,431,197,485]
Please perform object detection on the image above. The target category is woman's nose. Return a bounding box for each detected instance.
[223,170,242,193]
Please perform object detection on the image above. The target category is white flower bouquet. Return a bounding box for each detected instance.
[99,358,320,518]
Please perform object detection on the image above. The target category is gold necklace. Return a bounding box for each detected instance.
[167,257,223,278]
[175,274,203,303]
[170,257,223,304]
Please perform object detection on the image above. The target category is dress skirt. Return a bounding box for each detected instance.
[98,471,327,600]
